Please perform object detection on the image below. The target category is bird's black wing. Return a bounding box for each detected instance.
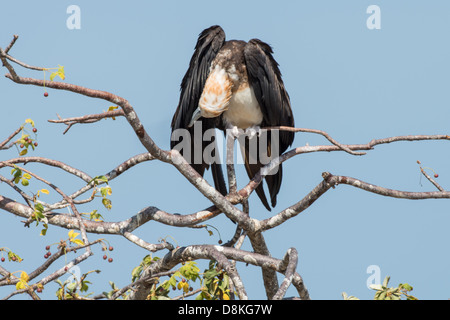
[244,39,294,150]
[171,25,227,196]
[243,39,295,208]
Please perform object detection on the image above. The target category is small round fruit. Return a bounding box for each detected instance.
[434,174,439,178]
[103,255,107,260]
[34,142,38,147]
[33,128,37,133]
[108,258,113,263]
[1,257,5,262]
[44,92,48,97]
[45,245,50,251]
[109,246,114,251]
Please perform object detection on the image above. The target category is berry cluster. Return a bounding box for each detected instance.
[44,245,52,259]
[102,246,114,263]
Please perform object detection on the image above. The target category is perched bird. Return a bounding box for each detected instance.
[171,25,294,211]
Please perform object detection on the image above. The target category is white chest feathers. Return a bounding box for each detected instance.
[223,86,263,129]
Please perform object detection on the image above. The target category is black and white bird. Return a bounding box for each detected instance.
[171,25,294,211]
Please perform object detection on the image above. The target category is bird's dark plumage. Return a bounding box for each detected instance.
[171,25,294,211]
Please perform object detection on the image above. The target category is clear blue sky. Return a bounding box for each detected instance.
[1,1,449,300]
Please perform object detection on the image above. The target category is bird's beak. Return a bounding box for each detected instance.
[188,107,202,127]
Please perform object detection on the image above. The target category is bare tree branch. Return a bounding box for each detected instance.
[261,171,450,232]
[0,195,217,245]
[48,109,125,134]
[417,162,444,192]
[273,247,298,300]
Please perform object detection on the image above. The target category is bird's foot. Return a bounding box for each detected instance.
[226,125,243,139]
[226,125,262,140]
[245,126,262,139]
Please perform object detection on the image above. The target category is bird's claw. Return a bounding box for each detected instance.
[245,126,262,139]
[226,126,242,139]
[226,125,262,140]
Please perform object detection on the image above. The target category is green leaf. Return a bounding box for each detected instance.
[89,175,109,186]
[102,198,112,210]
[16,280,27,290]
[34,210,45,220]
[34,203,44,213]
[40,225,48,236]
[68,230,79,239]
[376,291,387,300]
[68,230,84,246]
[168,275,177,288]
[16,271,29,290]
[8,251,23,262]
[72,239,85,246]
[180,261,200,282]
[369,284,383,291]
[218,273,229,291]
[400,283,413,292]
[50,65,65,81]
[382,276,390,288]
[80,280,90,292]
[131,266,142,282]
[102,186,112,196]
[195,292,204,300]
[107,106,119,120]
[20,271,29,282]
[67,281,77,291]
[13,169,21,178]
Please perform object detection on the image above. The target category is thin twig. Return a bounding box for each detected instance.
[4,35,18,54]
[48,109,125,134]
[0,125,22,149]
[418,163,444,192]
[265,126,366,155]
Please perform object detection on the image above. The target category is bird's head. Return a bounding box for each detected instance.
[189,66,232,127]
